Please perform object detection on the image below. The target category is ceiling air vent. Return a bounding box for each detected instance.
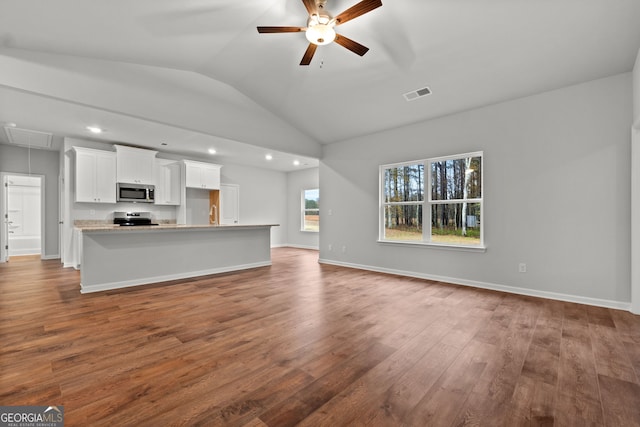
[3,127,53,149]
[403,86,432,102]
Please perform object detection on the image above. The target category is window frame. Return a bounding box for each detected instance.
[301,188,319,233]
[379,151,485,251]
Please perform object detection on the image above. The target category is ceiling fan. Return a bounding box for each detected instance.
[257,0,383,65]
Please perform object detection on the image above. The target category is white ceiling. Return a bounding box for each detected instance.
[1,0,639,171]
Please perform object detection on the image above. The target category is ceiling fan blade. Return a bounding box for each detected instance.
[301,0,317,15]
[300,43,318,65]
[334,0,383,26]
[257,26,306,33]
[334,34,369,56]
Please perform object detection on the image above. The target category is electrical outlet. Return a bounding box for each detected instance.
[328,244,333,251]
[90,209,96,216]
[518,263,527,273]
[328,209,333,216]
[341,245,347,253]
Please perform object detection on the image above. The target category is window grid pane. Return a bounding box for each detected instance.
[430,156,482,201]
[383,204,423,241]
[430,202,481,245]
[383,163,424,203]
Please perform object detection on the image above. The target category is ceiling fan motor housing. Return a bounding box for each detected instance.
[306,12,335,45]
[257,0,383,65]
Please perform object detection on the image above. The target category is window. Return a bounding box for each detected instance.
[302,188,319,232]
[380,152,483,248]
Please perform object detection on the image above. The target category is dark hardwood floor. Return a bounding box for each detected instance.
[1,248,639,426]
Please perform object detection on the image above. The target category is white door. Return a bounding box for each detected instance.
[59,173,64,261]
[220,184,239,225]
[1,173,43,260]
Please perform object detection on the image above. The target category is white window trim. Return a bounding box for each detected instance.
[379,151,485,250]
[301,188,319,233]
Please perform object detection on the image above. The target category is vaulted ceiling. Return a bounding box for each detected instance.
[1,0,639,171]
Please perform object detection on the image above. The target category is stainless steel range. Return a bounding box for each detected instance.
[113,211,158,226]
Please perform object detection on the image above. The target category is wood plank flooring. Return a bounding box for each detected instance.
[1,248,639,426]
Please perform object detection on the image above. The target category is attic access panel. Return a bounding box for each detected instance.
[3,127,53,149]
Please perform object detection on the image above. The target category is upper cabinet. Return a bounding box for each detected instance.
[155,159,181,205]
[114,145,157,185]
[184,160,221,190]
[73,147,116,203]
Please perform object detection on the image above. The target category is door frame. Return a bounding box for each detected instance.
[632,124,640,314]
[0,172,46,262]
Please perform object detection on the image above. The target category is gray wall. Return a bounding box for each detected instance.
[220,164,288,246]
[320,73,632,306]
[635,48,640,123]
[0,144,60,258]
[286,167,319,249]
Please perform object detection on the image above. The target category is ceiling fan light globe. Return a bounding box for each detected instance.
[306,24,336,45]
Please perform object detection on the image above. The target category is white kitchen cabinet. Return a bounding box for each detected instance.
[154,159,181,205]
[184,160,221,190]
[73,147,116,203]
[114,145,157,185]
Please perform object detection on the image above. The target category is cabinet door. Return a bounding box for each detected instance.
[184,161,221,189]
[136,152,155,185]
[75,149,116,203]
[201,164,220,190]
[153,161,167,204]
[75,150,96,202]
[94,152,116,203]
[185,164,203,188]
[115,146,156,184]
[154,161,181,205]
[166,162,181,204]
[116,152,138,184]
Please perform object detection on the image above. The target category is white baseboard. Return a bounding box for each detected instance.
[41,254,60,260]
[63,262,80,269]
[318,258,632,312]
[283,244,319,250]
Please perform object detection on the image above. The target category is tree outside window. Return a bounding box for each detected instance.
[380,152,483,247]
[302,188,319,232]
[382,163,424,241]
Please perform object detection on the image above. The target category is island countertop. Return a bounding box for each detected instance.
[76,223,279,232]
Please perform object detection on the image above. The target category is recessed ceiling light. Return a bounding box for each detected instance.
[265,154,273,160]
[86,126,103,134]
[161,142,168,146]
[4,122,17,128]
[208,148,217,155]
[293,160,300,166]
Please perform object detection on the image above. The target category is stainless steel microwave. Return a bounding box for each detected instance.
[116,183,155,203]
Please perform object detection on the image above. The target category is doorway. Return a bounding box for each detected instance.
[1,173,45,262]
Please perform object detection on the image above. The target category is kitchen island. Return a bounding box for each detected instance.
[77,224,277,293]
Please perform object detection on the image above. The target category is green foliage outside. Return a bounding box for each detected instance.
[385,225,481,245]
